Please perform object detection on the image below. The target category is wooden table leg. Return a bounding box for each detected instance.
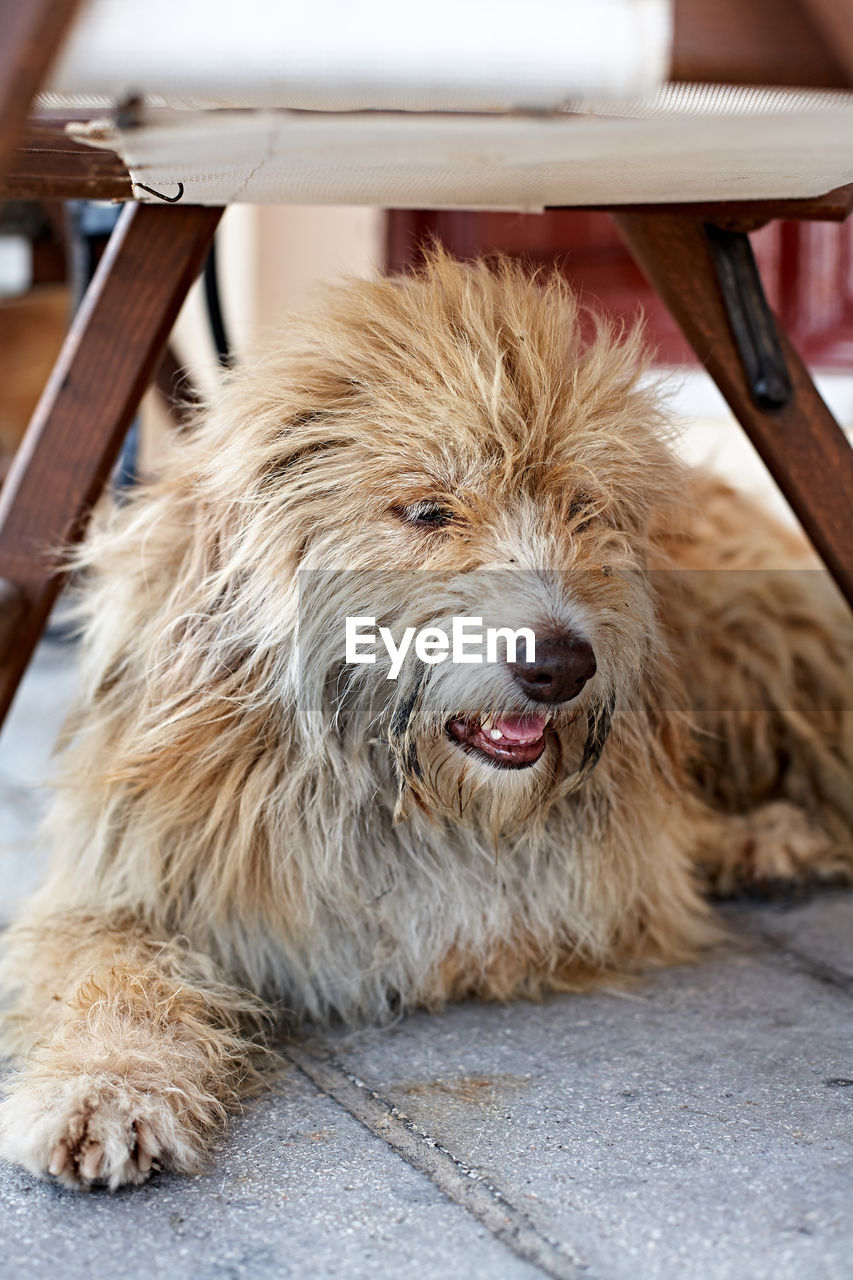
[0,0,83,175]
[612,211,853,608]
[0,202,222,729]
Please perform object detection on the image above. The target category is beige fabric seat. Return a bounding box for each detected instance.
[43,0,853,207]
[60,85,853,209]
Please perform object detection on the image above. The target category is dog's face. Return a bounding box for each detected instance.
[212,255,682,829]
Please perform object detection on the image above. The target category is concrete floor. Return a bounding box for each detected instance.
[0,639,851,1280]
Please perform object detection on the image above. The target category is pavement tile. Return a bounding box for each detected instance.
[331,936,853,1280]
[722,895,853,983]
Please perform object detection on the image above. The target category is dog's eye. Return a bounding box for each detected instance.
[399,502,455,529]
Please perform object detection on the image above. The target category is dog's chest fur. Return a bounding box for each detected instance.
[218,750,702,1023]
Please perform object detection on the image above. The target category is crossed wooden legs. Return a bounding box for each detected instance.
[613,212,853,606]
[0,202,222,726]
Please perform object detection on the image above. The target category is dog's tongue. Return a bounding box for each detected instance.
[490,714,547,743]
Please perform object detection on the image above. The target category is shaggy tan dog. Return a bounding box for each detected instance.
[1,254,851,1190]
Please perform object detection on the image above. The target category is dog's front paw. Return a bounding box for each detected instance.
[0,1069,201,1190]
[712,801,850,898]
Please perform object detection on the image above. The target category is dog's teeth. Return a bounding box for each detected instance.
[480,718,492,732]
[489,728,503,741]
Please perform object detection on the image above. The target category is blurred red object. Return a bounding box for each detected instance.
[386,210,853,369]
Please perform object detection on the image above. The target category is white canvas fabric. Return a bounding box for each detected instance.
[49,0,671,112]
[47,0,853,210]
[66,86,853,209]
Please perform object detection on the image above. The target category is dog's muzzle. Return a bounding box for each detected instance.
[445,630,597,771]
[388,657,615,822]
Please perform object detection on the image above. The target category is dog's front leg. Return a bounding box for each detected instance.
[0,913,264,1189]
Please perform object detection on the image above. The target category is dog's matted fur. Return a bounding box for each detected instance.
[1,253,851,1189]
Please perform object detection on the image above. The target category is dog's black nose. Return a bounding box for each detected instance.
[510,633,596,705]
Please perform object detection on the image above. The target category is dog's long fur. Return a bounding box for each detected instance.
[1,253,851,1188]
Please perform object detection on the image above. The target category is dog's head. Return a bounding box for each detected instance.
[203,252,683,831]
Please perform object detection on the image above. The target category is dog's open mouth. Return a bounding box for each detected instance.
[446,713,548,768]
